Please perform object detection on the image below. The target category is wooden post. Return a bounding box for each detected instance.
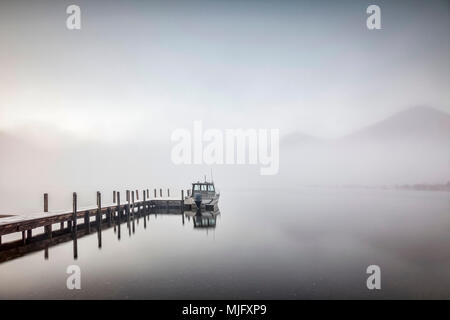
[136,190,139,200]
[22,231,26,245]
[117,191,120,217]
[97,194,102,249]
[113,191,116,203]
[131,191,135,217]
[154,189,157,198]
[72,192,77,235]
[44,193,48,213]
[160,188,162,197]
[27,229,32,241]
[44,193,52,238]
[97,191,102,228]
[146,189,149,198]
[181,190,184,213]
[127,190,131,219]
[167,188,170,197]
[143,190,146,215]
[117,191,121,240]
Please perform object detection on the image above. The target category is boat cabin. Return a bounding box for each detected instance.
[191,182,216,200]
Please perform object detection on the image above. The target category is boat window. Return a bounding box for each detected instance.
[201,184,207,191]
[208,185,215,192]
[193,184,200,191]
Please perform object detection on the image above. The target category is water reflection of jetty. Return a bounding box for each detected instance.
[0,189,220,264]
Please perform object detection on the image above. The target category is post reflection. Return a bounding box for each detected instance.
[73,236,78,259]
[0,206,220,264]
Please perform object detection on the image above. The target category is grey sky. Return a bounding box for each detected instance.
[0,0,449,142]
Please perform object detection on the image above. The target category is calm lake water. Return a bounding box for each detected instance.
[0,187,449,299]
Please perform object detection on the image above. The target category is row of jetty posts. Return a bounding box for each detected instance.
[0,188,193,247]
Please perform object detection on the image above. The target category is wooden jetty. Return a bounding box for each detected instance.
[0,189,193,248]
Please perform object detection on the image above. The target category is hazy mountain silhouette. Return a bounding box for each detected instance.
[340,106,450,143]
[282,106,450,145]
[281,106,450,186]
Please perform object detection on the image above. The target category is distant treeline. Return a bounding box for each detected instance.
[395,182,450,192]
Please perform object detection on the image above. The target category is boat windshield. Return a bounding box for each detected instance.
[193,183,215,193]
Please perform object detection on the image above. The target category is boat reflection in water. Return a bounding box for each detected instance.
[185,210,220,230]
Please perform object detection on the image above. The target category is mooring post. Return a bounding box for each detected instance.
[96,191,102,248]
[142,190,146,216]
[154,188,157,198]
[72,192,77,235]
[44,193,52,238]
[127,190,131,219]
[136,190,139,201]
[116,191,121,220]
[181,190,184,213]
[117,191,121,240]
[160,188,162,197]
[97,191,102,228]
[113,191,116,203]
[146,189,149,198]
[44,193,48,212]
[132,191,135,217]
[167,188,170,197]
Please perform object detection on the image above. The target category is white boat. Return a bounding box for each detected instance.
[186,180,220,212]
